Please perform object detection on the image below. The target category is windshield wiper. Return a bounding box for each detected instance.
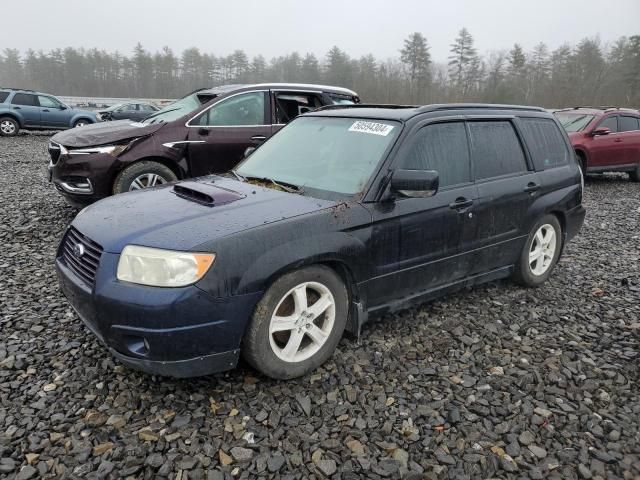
[142,107,180,123]
[230,169,246,182]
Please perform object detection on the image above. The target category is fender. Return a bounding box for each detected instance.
[0,111,23,127]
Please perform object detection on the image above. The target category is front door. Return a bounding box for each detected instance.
[11,93,40,127]
[186,91,272,176]
[364,120,478,307]
[589,115,626,168]
[37,95,68,128]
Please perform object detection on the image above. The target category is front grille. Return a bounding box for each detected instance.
[61,227,103,285]
[48,142,61,164]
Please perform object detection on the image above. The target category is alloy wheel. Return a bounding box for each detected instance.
[268,281,336,363]
[75,121,87,127]
[128,173,168,191]
[1,120,16,135]
[529,224,557,276]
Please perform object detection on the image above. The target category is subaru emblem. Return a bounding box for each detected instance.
[73,243,85,258]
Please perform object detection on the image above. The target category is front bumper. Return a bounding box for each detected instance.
[55,250,262,378]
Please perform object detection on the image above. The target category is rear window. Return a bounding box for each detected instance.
[619,116,640,132]
[520,118,570,170]
[469,121,528,180]
[0,92,9,103]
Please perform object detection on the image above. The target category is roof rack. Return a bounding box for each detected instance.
[0,87,36,92]
[421,103,546,113]
[315,103,418,112]
[556,106,640,114]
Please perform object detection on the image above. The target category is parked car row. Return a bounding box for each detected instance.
[54,98,586,379]
[96,101,159,122]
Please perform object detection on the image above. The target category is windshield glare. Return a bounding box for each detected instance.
[237,117,400,196]
[556,113,595,132]
[142,92,213,124]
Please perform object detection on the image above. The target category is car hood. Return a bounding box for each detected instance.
[51,119,164,148]
[71,176,338,253]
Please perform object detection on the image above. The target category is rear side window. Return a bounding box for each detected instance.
[400,122,471,187]
[11,93,38,106]
[619,116,640,132]
[469,121,528,180]
[0,92,9,103]
[520,118,570,170]
[599,116,618,133]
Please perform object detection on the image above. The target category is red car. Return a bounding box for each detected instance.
[556,107,640,181]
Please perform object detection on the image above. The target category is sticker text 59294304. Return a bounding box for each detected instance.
[348,121,394,136]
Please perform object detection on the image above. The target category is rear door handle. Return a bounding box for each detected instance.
[614,138,623,143]
[42,109,50,112]
[13,106,21,110]
[251,135,266,141]
[524,182,541,193]
[449,197,473,210]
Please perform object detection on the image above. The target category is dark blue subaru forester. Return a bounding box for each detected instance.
[56,104,585,379]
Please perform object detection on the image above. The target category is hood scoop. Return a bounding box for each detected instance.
[172,181,245,206]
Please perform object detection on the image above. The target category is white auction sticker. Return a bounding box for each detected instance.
[348,121,394,136]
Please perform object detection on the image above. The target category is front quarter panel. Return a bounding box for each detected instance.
[195,203,373,298]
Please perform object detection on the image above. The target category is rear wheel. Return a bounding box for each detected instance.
[629,163,640,182]
[113,161,177,194]
[242,265,348,379]
[576,151,587,177]
[513,215,562,287]
[0,117,19,137]
[73,119,90,128]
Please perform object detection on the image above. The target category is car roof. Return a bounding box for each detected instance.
[309,103,547,121]
[555,106,640,116]
[198,83,358,97]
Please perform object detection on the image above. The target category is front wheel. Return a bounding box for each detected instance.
[73,119,90,128]
[0,117,19,137]
[629,163,640,182]
[513,215,562,287]
[113,161,178,194]
[242,265,348,379]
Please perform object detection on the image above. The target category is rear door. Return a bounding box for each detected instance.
[467,118,540,274]
[11,93,41,126]
[186,90,272,176]
[588,115,626,168]
[364,120,479,306]
[38,95,68,127]
[618,115,640,166]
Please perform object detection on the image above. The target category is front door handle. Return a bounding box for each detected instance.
[13,106,21,110]
[449,197,473,210]
[614,138,623,143]
[251,135,266,141]
[42,109,50,112]
[524,182,541,193]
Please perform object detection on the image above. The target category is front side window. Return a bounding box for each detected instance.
[194,92,265,127]
[399,122,471,187]
[598,116,618,133]
[38,96,62,108]
[619,116,640,132]
[11,93,37,106]
[469,121,527,180]
[237,117,400,196]
[520,118,570,170]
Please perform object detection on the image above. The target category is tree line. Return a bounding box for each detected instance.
[1,29,639,108]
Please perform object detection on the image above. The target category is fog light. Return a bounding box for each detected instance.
[60,179,94,194]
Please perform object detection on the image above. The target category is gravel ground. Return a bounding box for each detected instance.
[0,133,638,480]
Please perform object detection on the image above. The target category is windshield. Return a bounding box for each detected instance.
[142,92,214,124]
[236,116,400,196]
[556,113,595,132]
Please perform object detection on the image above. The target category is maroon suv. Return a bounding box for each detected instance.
[48,83,360,207]
[556,107,640,181]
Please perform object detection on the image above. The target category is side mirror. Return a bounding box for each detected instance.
[390,169,439,198]
[591,127,611,136]
[59,105,67,110]
[244,146,256,158]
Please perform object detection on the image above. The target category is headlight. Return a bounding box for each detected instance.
[69,145,128,156]
[117,245,215,287]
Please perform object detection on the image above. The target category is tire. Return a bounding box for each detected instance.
[0,117,19,137]
[576,151,587,177]
[73,119,91,128]
[243,265,348,379]
[513,214,563,287]
[629,163,640,182]
[113,161,178,194]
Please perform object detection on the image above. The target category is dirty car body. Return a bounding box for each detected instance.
[56,104,585,378]
[48,83,360,207]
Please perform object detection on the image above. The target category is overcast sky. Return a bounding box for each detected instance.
[7,0,639,60]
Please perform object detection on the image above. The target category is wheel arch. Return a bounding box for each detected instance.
[0,113,22,128]
[574,148,588,168]
[110,156,186,192]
